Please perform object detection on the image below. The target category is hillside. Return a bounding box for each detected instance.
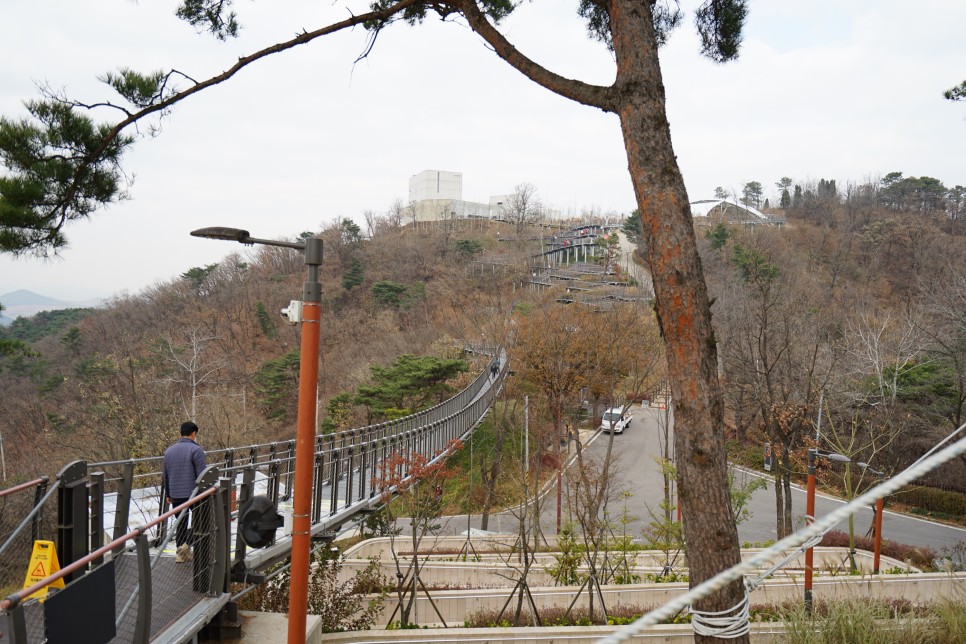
[1,184,964,524]
[0,289,102,325]
[693,180,966,532]
[0,217,574,478]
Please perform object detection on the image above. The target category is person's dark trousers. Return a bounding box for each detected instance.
[170,497,192,547]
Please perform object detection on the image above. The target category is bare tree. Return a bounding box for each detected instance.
[503,183,543,236]
[491,429,551,627]
[2,3,757,633]
[917,266,966,431]
[154,327,226,419]
[386,199,404,231]
[363,209,377,238]
[843,307,926,407]
[406,200,418,230]
[715,232,835,538]
[819,395,900,570]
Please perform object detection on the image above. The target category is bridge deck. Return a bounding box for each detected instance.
[1,348,508,643]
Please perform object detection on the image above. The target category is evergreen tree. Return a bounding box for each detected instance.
[253,351,300,421]
[342,257,365,291]
[320,392,356,433]
[0,2,756,628]
[704,223,730,251]
[779,189,791,209]
[355,354,468,420]
[741,181,763,208]
[944,80,966,101]
[181,264,219,295]
[255,302,277,338]
[621,209,643,245]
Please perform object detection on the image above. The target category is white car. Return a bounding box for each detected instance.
[599,407,631,434]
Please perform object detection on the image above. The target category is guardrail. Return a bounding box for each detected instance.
[0,347,507,642]
[0,477,51,601]
[1,472,230,644]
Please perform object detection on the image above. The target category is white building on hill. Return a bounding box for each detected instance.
[408,169,510,222]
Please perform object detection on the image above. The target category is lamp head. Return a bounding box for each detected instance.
[857,462,885,476]
[190,227,253,244]
[823,452,851,463]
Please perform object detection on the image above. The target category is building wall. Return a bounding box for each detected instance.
[411,198,491,222]
[409,169,463,202]
[489,194,510,219]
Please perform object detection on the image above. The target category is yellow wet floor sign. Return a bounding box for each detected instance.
[22,540,65,601]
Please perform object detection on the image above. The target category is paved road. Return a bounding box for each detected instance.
[588,404,966,556]
[415,403,966,559]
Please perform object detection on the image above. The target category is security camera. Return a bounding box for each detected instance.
[280,300,303,324]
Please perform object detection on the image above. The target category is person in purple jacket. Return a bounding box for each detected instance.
[162,421,206,563]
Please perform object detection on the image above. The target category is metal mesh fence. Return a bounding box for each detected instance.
[0,481,53,594]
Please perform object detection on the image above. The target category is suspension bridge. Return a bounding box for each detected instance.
[0,347,508,643]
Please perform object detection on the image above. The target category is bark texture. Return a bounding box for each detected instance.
[609,1,747,639]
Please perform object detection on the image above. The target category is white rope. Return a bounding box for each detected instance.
[690,587,750,638]
[744,516,826,592]
[597,424,966,644]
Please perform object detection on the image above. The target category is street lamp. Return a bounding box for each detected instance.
[191,227,322,644]
[804,448,850,608]
[857,462,886,574]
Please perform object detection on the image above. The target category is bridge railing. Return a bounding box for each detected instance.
[0,477,51,592]
[1,468,232,644]
[0,348,507,641]
[235,352,508,574]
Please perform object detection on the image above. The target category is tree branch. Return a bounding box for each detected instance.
[44,0,423,248]
[452,0,617,113]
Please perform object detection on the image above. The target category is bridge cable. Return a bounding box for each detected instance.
[598,422,966,643]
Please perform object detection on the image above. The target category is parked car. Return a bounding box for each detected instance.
[599,407,631,434]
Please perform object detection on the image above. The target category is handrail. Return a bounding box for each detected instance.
[0,350,506,644]
[0,477,48,499]
[0,486,219,611]
[89,351,499,472]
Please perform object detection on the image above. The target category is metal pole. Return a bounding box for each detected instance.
[556,399,562,533]
[804,448,816,608]
[873,495,884,573]
[524,396,529,480]
[464,432,473,549]
[804,389,825,608]
[287,237,323,644]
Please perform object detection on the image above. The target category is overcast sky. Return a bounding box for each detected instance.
[1,0,963,301]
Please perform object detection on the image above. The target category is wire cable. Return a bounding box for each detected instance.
[598,424,966,643]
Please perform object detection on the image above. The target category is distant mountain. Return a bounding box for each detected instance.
[0,289,103,326]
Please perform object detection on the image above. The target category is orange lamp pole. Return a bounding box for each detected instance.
[873,495,884,573]
[189,228,322,644]
[857,462,886,575]
[287,237,323,644]
[804,448,816,609]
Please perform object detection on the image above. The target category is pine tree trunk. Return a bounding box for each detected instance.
[611,2,747,641]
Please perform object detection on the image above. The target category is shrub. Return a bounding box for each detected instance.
[237,552,388,633]
[779,597,949,644]
[819,529,937,570]
[464,602,672,628]
[895,486,966,518]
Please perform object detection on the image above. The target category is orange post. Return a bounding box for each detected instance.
[287,238,323,644]
[873,496,884,574]
[187,228,323,643]
[804,450,816,608]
